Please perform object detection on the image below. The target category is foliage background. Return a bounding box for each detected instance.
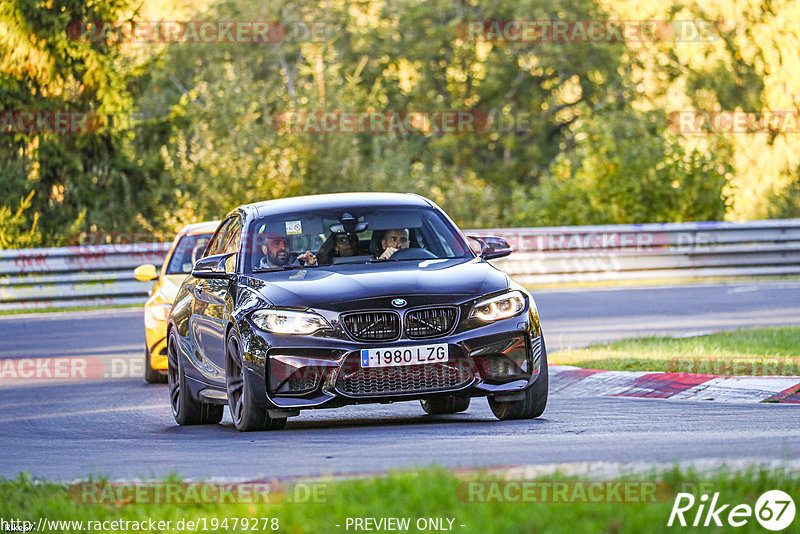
[2,0,799,247]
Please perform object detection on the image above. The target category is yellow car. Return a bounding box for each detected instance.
[134,221,220,383]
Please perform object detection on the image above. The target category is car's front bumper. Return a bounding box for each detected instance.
[237,310,545,411]
[144,317,169,370]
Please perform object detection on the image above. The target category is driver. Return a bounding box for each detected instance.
[378,228,410,259]
[259,236,317,268]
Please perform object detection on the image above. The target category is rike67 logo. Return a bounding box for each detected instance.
[668,490,796,531]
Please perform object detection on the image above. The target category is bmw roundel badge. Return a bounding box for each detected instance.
[391,298,407,308]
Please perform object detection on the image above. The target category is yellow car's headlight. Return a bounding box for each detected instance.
[146,303,172,323]
[469,290,526,322]
[251,309,330,335]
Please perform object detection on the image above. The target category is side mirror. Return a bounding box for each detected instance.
[467,235,513,260]
[192,253,235,279]
[134,264,158,282]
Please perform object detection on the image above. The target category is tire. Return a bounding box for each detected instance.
[489,346,549,421]
[144,344,167,384]
[420,395,470,415]
[226,332,287,432]
[167,330,223,425]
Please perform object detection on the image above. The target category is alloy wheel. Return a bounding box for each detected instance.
[167,333,181,417]
[226,337,245,426]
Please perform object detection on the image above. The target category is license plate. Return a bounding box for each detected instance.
[360,343,449,368]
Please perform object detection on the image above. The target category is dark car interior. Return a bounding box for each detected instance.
[249,208,470,270]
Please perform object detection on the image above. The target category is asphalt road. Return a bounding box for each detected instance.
[1,381,798,481]
[0,281,799,481]
[536,280,800,350]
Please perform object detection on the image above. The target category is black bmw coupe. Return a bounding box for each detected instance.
[167,193,548,431]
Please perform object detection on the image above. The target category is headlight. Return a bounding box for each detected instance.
[251,309,331,335]
[146,303,172,322]
[469,290,526,322]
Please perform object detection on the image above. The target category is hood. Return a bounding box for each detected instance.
[247,258,509,311]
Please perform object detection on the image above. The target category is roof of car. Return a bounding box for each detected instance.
[178,220,221,235]
[243,193,434,218]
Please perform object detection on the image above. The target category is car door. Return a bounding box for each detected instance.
[188,217,231,382]
[192,216,241,384]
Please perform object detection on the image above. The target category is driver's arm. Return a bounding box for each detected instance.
[296,251,317,265]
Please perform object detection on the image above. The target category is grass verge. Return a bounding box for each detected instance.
[1,466,798,533]
[549,326,800,375]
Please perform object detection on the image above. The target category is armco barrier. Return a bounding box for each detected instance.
[0,242,170,311]
[1,219,799,311]
[470,219,800,285]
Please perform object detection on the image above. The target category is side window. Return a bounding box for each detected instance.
[203,219,232,258]
[220,216,242,255]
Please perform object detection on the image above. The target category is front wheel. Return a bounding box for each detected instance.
[420,396,470,415]
[489,346,549,420]
[167,330,223,425]
[226,332,287,432]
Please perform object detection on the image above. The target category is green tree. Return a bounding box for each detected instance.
[5,0,795,248]
[521,109,730,225]
[0,0,193,244]
[0,191,42,249]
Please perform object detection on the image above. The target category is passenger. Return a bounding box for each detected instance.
[259,236,316,269]
[334,233,358,257]
[378,228,410,259]
[316,232,358,264]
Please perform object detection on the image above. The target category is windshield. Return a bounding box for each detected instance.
[245,207,473,272]
[165,233,214,275]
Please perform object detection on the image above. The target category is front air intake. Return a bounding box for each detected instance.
[341,311,401,341]
[404,307,458,339]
